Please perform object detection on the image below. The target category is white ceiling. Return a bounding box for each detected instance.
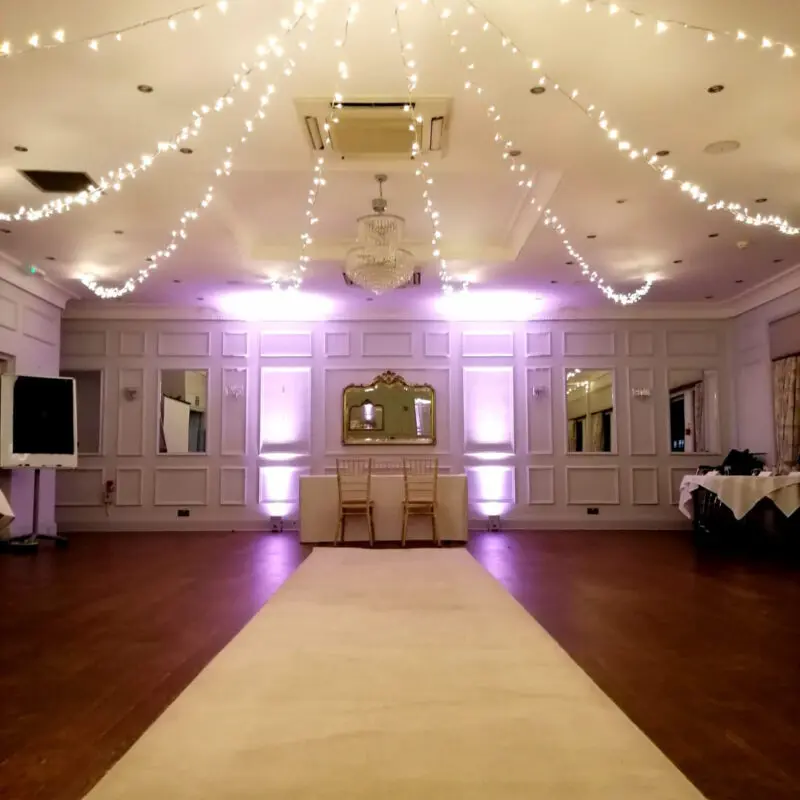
[1,0,799,317]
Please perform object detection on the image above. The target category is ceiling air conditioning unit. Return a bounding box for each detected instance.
[297,98,452,160]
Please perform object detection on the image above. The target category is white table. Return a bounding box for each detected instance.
[299,474,468,543]
[679,474,800,521]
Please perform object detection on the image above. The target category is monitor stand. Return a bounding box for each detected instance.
[6,468,69,552]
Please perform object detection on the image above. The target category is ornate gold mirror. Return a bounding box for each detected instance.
[342,370,436,445]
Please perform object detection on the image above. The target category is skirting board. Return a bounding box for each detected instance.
[57,518,690,533]
[56,519,300,534]
[467,517,692,532]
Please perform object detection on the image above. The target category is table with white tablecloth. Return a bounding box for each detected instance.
[679,474,800,521]
[299,474,468,543]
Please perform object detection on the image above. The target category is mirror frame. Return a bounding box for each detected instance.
[666,367,722,457]
[342,370,436,446]
[563,367,617,455]
[157,367,210,456]
[60,368,105,456]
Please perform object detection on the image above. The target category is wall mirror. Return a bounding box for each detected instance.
[61,369,103,454]
[565,368,616,453]
[342,370,435,445]
[668,369,721,454]
[159,369,208,454]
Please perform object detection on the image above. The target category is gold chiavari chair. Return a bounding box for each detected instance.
[335,457,375,547]
[401,457,440,547]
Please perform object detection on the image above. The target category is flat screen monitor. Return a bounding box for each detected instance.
[0,374,78,468]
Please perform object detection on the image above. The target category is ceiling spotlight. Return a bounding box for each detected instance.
[565,261,574,265]
[615,198,627,204]
[707,84,725,94]
[755,197,768,203]
[14,145,28,152]
[708,233,719,238]
[0,228,11,234]
[587,234,597,239]
[529,86,546,95]
[179,147,194,155]
[550,280,558,284]
[735,279,744,284]
[656,149,670,157]
[137,84,154,93]
[145,256,154,262]
[113,229,124,235]
[774,258,784,263]
[45,256,56,261]
[673,259,683,264]
[172,279,182,284]
[705,295,714,300]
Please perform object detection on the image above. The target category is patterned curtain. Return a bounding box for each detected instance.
[693,381,705,453]
[773,356,800,468]
[591,412,605,452]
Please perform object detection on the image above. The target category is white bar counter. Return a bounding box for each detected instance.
[299,474,468,543]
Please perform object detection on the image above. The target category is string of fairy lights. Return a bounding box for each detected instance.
[564,0,795,61]
[462,0,800,236]
[269,1,361,291]
[5,0,797,300]
[81,4,324,298]
[427,0,652,304]
[0,9,317,224]
[393,5,468,295]
[0,1,249,59]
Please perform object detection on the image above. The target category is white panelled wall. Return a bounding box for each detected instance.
[57,315,731,532]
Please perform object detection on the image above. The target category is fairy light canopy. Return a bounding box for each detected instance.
[0,0,797,310]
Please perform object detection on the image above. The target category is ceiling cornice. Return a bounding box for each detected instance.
[0,251,77,310]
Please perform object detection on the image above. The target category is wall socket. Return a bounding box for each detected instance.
[586,508,600,516]
[177,508,191,517]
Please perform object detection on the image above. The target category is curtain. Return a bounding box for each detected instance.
[568,420,578,452]
[773,356,800,468]
[693,381,705,453]
[591,412,604,452]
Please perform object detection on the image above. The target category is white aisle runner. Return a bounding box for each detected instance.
[83,549,705,799]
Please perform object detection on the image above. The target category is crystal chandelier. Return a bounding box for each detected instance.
[344,174,415,294]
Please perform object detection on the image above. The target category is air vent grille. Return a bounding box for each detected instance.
[19,170,96,194]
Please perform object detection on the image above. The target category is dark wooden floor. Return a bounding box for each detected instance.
[1,531,799,800]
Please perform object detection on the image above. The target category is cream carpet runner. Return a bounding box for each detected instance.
[83,548,705,799]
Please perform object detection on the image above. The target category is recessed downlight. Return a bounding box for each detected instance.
[755,197,768,203]
[172,279,181,284]
[566,260,574,265]
[705,295,714,300]
[45,256,56,261]
[587,234,597,239]
[14,145,28,153]
[179,147,194,155]
[656,149,670,157]
[735,279,744,284]
[137,84,154,93]
[615,198,627,204]
[673,259,683,264]
[774,258,784,263]
[708,233,719,238]
[703,139,740,155]
[113,229,124,235]
[0,228,11,234]
[529,86,546,95]
[707,84,725,94]
[550,280,558,284]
